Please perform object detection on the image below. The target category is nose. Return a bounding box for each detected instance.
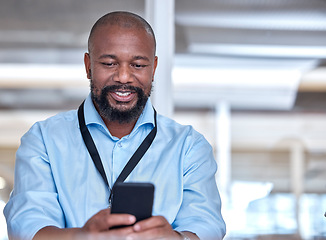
[114,64,132,84]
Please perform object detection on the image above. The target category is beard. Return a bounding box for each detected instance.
[90,81,151,124]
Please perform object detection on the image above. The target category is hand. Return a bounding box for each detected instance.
[78,208,137,239]
[126,216,182,240]
[81,208,136,232]
[33,208,137,240]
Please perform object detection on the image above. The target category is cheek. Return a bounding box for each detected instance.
[92,73,112,89]
[137,70,154,86]
[139,77,152,91]
[143,81,153,95]
[90,77,103,96]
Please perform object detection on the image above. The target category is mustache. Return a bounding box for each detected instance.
[103,84,141,93]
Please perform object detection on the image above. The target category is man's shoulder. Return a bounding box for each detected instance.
[156,113,190,130]
[156,113,204,140]
[40,109,77,124]
[19,109,79,152]
[30,109,77,134]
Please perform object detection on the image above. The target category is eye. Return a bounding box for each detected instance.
[101,62,116,67]
[132,64,148,69]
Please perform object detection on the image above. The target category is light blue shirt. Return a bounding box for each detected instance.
[4,94,226,240]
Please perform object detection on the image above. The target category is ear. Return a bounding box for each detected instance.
[84,53,91,79]
[152,56,158,82]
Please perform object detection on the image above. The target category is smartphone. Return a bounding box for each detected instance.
[110,182,155,227]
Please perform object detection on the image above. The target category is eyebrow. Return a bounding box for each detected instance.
[99,54,117,60]
[133,56,150,62]
[98,54,150,62]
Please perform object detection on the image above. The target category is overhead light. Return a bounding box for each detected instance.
[189,43,326,58]
[176,12,326,31]
[0,177,6,190]
[0,64,88,88]
[172,54,316,110]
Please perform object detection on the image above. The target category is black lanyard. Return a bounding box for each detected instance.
[77,101,157,206]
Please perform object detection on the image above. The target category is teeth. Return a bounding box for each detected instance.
[115,91,130,97]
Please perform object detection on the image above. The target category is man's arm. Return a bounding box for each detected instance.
[4,123,68,240]
[33,209,136,240]
[172,132,226,239]
[127,216,199,240]
[34,210,196,240]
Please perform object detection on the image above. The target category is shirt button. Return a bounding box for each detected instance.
[118,142,122,148]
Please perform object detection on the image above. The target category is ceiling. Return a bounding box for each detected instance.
[0,0,326,111]
[175,0,326,110]
[175,0,326,56]
[1,0,326,60]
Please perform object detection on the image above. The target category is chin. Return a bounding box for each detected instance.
[113,104,136,113]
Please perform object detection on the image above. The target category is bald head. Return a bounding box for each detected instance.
[88,11,156,54]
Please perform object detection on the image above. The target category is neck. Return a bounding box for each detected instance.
[103,119,137,139]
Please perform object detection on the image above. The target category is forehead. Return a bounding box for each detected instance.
[90,24,155,56]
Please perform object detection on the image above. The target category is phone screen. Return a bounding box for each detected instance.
[110,182,155,227]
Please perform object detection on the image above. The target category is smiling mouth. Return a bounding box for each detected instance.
[115,91,132,97]
[110,90,136,102]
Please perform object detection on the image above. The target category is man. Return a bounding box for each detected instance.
[4,11,226,240]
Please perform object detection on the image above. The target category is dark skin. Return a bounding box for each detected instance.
[33,20,199,240]
[86,24,157,138]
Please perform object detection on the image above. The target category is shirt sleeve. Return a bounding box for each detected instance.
[4,123,65,240]
[172,131,226,240]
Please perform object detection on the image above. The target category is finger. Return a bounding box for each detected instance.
[80,226,135,240]
[83,209,111,232]
[106,214,137,229]
[83,209,136,232]
[108,225,135,235]
[133,216,168,232]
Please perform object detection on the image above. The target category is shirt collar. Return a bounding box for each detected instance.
[133,97,155,131]
[84,93,105,127]
[83,93,155,137]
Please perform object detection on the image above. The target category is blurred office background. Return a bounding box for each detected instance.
[0,0,326,239]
